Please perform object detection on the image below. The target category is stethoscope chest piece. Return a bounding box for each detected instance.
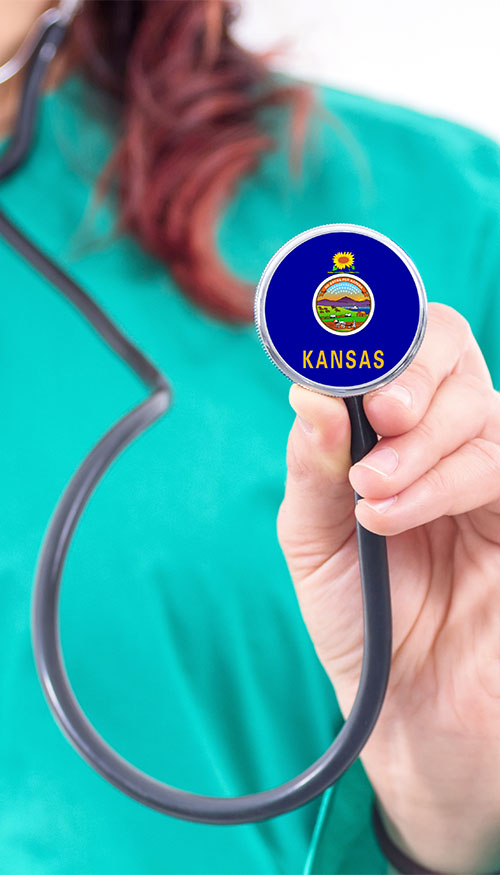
[255,224,427,396]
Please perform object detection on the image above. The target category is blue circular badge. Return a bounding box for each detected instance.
[255,224,427,397]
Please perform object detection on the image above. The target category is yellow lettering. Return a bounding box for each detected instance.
[302,349,384,370]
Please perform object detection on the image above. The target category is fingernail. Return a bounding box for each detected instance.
[297,415,315,434]
[357,447,398,476]
[363,496,396,514]
[371,384,412,408]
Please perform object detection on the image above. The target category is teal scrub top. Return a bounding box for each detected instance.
[1,72,500,875]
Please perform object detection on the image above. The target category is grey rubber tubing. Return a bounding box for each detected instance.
[0,17,393,825]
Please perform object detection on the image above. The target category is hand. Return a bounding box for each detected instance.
[278,303,500,874]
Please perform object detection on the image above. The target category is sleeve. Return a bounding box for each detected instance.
[472,205,500,391]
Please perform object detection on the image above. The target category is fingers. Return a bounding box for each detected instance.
[347,301,500,535]
[355,437,500,536]
[280,303,499,553]
[277,384,354,580]
[362,303,488,438]
[349,373,491,501]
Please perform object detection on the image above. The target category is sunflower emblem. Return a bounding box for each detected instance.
[329,251,355,273]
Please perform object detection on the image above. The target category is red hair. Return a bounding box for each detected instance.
[70,0,312,322]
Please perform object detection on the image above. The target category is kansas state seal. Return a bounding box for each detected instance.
[312,251,374,336]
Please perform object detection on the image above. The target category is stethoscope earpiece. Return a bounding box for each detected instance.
[255,224,427,397]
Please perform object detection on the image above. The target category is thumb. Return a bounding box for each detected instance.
[277,383,355,584]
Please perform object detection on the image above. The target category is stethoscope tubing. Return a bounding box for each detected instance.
[0,14,393,824]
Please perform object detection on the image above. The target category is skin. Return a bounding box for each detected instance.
[3,4,499,872]
[280,303,500,873]
[0,0,68,136]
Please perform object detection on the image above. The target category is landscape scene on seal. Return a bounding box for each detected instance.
[315,278,372,332]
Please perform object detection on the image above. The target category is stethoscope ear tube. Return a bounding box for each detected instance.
[0,19,67,182]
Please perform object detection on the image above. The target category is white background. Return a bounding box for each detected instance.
[234,0,500,144]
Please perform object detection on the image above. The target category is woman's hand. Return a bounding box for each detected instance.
[278,303,500,874]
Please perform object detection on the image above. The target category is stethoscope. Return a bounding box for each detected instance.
[0,1,427,825]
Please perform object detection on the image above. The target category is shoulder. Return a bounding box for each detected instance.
[312,84,500,385]
[252,77,500,382]
[312,81,500,208]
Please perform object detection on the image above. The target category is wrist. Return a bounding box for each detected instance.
[373,797,500,875]
[350,702,500,875]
